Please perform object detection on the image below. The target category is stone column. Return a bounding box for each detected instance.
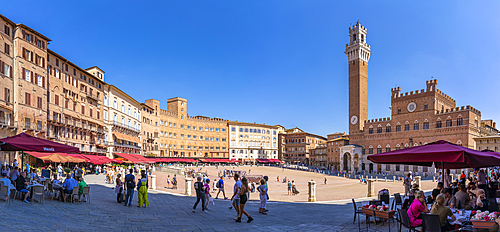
[308,180,316,202]
[367,179,375,197]
[185,178,192,196]
[393,176,396,182]
[149,175,156,190]
[385,177,387,182]
[414,176,421,190]
[433,176,436,182]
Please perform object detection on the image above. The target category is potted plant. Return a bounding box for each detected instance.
[470,210,498,229]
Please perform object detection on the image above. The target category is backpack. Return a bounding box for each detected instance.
[126,175,135,189]
[216,180,221,188]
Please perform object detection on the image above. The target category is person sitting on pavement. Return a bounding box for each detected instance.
[430,194,456,232]
[60,174,79,202]
[15,171,30,203]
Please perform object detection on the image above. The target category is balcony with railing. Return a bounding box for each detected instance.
[114,142,141,149]
[86,92,99,101]
[47,115,62,124]
[113,121,140,133]
[0,116,15,128]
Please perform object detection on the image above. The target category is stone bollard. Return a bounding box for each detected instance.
[343,174,345,177]
[385,177,387,182]
[433,176,435,182]
[308,180,317,202]
[149,175,157,190]
[415,176,421,190]
[376,176,378,182]
[185,178,192,196]
[367,179,375,197]
[393,176,396,182]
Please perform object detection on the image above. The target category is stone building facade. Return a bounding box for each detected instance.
[140,100,160,157]
[310,143,327,168]
[279,127,327,164]
[46,50,106,155]
[326,133,349,171]
[341,22,498,174]
[144,98,229,158]
[103,85,142,157]
[228,121,283,162]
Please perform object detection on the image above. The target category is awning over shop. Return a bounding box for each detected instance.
[0,133,80,153]
[112,132,140,143]
[257,159,283,163]
[200,159,239,163]
[115,153,155,164]
[154,158,198,163]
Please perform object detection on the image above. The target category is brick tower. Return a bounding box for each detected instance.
[345,21,371,134]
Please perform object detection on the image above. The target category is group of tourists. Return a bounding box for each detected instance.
[114,168,150,208]
[191,172,269,223]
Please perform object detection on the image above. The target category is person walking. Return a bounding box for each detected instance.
[324,177,327,185]
[287,180,292,195]
[236,177,253,223]
[137,173,149,208]
[404,173,413,196]
[124,169,135,207]
[257,179,267,215]
[192,176,206,212]
[231,173,242,219]
[166,175,171,189]
[173,174,177,189]
[215,176,227,199]
[115,174,123,203]
[204,179,211,210]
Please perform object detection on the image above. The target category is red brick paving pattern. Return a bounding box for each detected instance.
[153,166,437,202]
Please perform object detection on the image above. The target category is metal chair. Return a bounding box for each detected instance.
[11,181,21,200]
[46,182,57,201]
[70,186,79,203]
[32,185,44,205]
[379,194,390,205]
[0,185,10,205]
[352,198,363,224]
[398,209,418,232]
[392,193,403,210]
[81,186,90,203]
[421,213,441,232]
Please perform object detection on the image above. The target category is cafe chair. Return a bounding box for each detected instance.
[380,194,390,205]
[11,182,21,200]
[46,182,57,201]
[398,209,418,232]
[352,198,363,224]
[0,185,10,205]
[32,185,44,205]
[392,193,403,210]
[81,186,90,203]
[70,186,79,203]
[421,213,441,232]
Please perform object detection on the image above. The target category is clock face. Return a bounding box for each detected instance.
[350,115,358,125]
[407,102,417,113]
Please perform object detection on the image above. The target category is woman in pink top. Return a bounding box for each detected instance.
[407,190,429,227]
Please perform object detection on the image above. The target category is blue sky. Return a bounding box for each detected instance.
[4,1,500,136]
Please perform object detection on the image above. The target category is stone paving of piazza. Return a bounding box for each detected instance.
[0,172,400,231]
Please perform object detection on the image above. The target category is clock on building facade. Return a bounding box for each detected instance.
[407,102,417,113]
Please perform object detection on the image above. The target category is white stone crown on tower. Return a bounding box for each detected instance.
[345,21,371,62]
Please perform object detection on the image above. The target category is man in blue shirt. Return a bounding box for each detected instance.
[124,169,135,207]
[60,174,79,202]
[215,176,227,199]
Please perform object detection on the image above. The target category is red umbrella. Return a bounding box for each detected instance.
[0,133,79,153]
[368,140,500,169]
